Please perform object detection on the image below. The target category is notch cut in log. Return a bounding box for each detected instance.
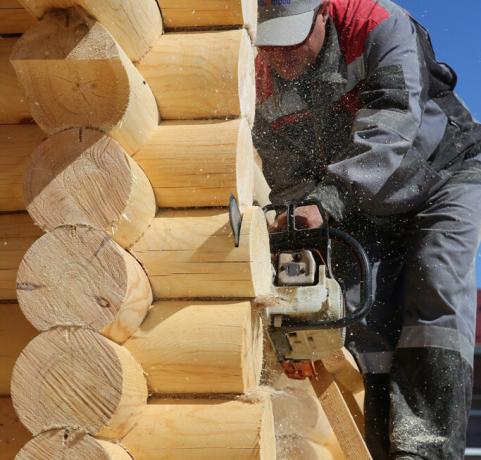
[0,397,31,460]
[138,29,255,124]
[134,119,254,208]
[0,1,35,34]
[158,0,257,37]
[125,300,263,394]
[131,207,272,298]
[0,213,43,300]
[17,431,131,460]
[17,225,152,344]
[121,397,276,460]
[11,328,147,438]
[24,128,156,248]
[0,303,36,395]
[16,0,162,62]
[0,38,31,125]
[11,7,159,154]
[0,124,44,212]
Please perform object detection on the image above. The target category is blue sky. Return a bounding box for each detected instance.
[396,0,481,287]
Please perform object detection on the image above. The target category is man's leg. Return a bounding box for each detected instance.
[390,158,481,459]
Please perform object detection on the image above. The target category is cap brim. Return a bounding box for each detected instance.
[255,10,316,47]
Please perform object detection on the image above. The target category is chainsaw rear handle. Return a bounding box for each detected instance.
[264,200,374,330]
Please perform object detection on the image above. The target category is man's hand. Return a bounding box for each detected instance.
[269,204,324,232]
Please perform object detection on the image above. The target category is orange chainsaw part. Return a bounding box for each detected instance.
[282,360,318,379]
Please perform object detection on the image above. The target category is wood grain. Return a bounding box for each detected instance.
[0,397,31,460]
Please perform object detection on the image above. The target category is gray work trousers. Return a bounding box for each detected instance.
[334,153,481,459]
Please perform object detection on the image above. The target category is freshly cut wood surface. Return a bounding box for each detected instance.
[134,119,254,208]
[0,1,35,34]
[278,438,334,460]
[158,0,257,36]
[125,301,263,394]
[0,38,31,124]
[24,128,156,248]
[0,397,31,460]
[0,124,44,211]
[11,328,147,438]
[17,225,152,343]
[0,213,42,300]
[131,207,272,298]
[322,348,364,394]
[16,0,162,61]
[121,397,276,460]
[253,151,271,207]
[0,303,36,395]
[138,29,255,124]
[11,8,159,154]
[17,431,131,460]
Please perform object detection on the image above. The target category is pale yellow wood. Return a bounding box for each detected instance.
[0,124,44,211]
[11,8,159,154]
[278,437,334,460]
[158,0,257,37]
[321,348,364,394]
[17,225,152,343]
[120,397,276,460]
[17,431,131,460]
[138,29,255,124]
[131,207,272,298]
[11,328,147,438]
[24,128,156,248]
[0,397,31,460]
[0,2,35,34]
[0,303,36,395]
[0,38,31,125]
[0,213,42,300]
[134,119,254,208]
[125,300,263,394]
[16,0,162,62]
[253,150,271,207]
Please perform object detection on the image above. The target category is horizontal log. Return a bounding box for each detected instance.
[0,212,42,300]
[125,300,262,394]
[278,437,333,460]
[0,303,36,395]
[131,207,272,298]
[134,119,254,208]
[11,8,159,154]
[0,397,31,460]
[121,397,276,460]
[0,1,35,34]
[0,38,31,125]
[158,0,257,36]
[17,431,131,460]
[11,328,147,438]
[0,124,44,211]
[138,29,255,124]
[24,128,156,248]
[17,225,152,343]
[17,0,162,61]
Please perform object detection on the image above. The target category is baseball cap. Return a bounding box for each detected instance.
[256,0,323,47]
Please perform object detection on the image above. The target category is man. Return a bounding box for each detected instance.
[253,0,481,458]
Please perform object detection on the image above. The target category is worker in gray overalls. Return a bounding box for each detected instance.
[253,0,481,458]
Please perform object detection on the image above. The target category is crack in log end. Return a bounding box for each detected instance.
[95,296,113,309]
[16,282,45,291]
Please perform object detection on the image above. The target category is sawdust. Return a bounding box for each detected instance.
[391,415,446,450]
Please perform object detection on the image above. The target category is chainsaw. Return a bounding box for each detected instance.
[260,199,373,380]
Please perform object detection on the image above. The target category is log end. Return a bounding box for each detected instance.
[238,28,256,126]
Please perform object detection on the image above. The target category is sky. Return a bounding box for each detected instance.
[395,0,481,287]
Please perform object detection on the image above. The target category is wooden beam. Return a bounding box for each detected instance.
[0,124,44,212]
[17,225,153,343]
[0,212,42,300]
[121,397,276,460]
[17,431,131,460]
[11,328,148,438]
[0,397,31,460]
[321,348,364,394]
[24,128,156,248]
[130,207,272,298]
[158,0,257,36]
[10,7,159,154]
[0,1,35,34]
[0,303,36,395]
[16,0,162,62]
[134,119,254,208]
[125,300,263,394]
[138,29,255,124]
[0,38,31,125]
